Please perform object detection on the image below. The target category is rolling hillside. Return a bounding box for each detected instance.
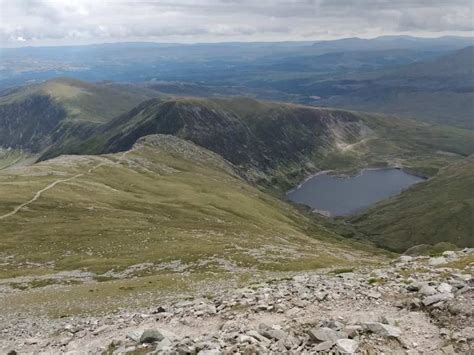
[349,156,474,252]
[0,78,156,160]
[0,134,384,283]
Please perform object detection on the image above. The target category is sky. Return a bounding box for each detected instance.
[1,0,473,47]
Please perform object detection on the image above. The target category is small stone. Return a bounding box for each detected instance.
[315,292,328,301]
[442,251,456,258]
[314,341,334,351]
[283,335,299,349]
[437,283,452,293]
[459,326,474,341]
[139,329,165,344]
[238,335,254,344]
[342,325,361,338]
[92,325,109,335]
[308,327,344,343]
[429,257,447,266]
[441,344,456,354]
[198,350,221,355]
[366,291,381,299]
[127,330,142,342]
[439,328,449,336]
[379,315,396,326]
[326,319,344,330]
[423,293,453,306]
[292,299,309,308]
[247,330,270,344]
[261,329,287,341]
[156,338,172,351]
[399,256,413,263]
[406,284,420,292]
[24,338,40,345]
[336,339,359,354]
[154,306,166,313]
[362,322,401,338]
[408,297,422,310]
[418,284,437,296]
[58,335,73,346]
[285,307,302,317]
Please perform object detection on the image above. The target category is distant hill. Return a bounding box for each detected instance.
[312,36,474,52]
[386,46,474,79]
[350,156,474,252]
[0,78,156,155]
[0,134,384,278]
[317,47,474,129]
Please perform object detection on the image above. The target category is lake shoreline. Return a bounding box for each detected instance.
[287,167,425,217]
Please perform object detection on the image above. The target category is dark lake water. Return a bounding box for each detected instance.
[287,168,424,216]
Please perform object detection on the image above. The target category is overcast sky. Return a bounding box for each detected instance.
[1,0,473,47]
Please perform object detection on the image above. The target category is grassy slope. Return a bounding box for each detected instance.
[0,77,156,123]
[0,135,385,281]
[349,156,474,252]
[0,78,157,165]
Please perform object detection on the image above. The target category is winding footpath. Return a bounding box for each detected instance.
[0,174,85,221]
[0,151,130,221]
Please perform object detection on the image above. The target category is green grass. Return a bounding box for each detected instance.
[0,135,386,282]
[442,254,474,270]
[331,267,355,275]
[0,78,156,124]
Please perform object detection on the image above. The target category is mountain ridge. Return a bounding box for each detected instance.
[42,94,474,189]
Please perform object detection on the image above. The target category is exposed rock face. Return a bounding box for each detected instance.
[0,94,66,152]
[0,249,472,354]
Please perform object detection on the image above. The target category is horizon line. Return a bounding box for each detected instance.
[1,34,473,50]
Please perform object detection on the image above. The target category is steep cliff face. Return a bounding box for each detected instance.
[101,99,368,168]
[0,94,66,152]
[42,97,377,188]
[0,78,155,157]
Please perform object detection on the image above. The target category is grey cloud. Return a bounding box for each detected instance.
[0,0,472,46]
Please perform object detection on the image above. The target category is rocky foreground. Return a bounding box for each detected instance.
[1,250,473,354]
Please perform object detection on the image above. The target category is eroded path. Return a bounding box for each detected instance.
[0,152,130,221]
[0,174,84,220]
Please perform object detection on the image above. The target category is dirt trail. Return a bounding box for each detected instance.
[0,151,130,221]
[0,174,84,220]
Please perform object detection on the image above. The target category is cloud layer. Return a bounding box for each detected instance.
[1,0,473,46]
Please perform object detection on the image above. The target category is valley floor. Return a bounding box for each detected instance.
[1,250,472,354]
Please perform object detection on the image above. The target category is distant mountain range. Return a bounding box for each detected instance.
[1,36,473,128]
[316,46,474,129]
